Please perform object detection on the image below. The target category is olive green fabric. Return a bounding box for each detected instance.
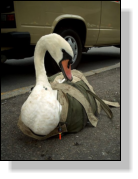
[64,93,88,132]
[62,81,97,132]
[48,70,113,132]
[48,72,98,132]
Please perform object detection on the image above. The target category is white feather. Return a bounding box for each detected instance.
[21,33,73,135]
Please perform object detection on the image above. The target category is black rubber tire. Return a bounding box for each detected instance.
[114,45,120,48]
[44,29,82,73]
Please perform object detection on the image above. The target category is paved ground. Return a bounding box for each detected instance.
[1,68,120,161]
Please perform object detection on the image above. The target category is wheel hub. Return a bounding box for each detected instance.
[64,36,78,64]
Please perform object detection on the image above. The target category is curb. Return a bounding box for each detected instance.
[1,63,120,101]
[83,62,120,77]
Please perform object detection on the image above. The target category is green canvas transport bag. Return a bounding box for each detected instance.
[18,70,119,140]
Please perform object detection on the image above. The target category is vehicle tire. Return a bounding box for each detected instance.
[1,55,7,63]
[114,45,120,48]
[44,29,82,73]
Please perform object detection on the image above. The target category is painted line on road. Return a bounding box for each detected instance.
[1,85,34,101]
[1,63,120,101]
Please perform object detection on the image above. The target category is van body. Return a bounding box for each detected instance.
[1,1,120,68]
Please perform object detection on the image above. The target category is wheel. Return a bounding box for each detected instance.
[1,55,7,63]
[58,29,82,69]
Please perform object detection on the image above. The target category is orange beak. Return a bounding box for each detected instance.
[60,59,73,81]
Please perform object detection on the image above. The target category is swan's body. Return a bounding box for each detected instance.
[21,33,73,135]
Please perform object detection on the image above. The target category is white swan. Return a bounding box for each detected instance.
[21,33,74,135]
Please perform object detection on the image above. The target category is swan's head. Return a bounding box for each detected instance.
[39,33,74,81]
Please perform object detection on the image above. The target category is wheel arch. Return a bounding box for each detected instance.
[51,14,87,47]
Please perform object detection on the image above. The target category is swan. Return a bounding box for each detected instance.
[20,33,74,136]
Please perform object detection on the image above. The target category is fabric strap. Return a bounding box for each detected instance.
[86,90,113,119]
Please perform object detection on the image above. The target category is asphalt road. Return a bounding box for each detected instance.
[1,46,120,93]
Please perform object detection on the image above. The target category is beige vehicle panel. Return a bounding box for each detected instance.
[13,1,101,46]
[1,1,120,47]
[96,1,120,46]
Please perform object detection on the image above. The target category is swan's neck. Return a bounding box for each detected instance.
[34,39,51,88]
